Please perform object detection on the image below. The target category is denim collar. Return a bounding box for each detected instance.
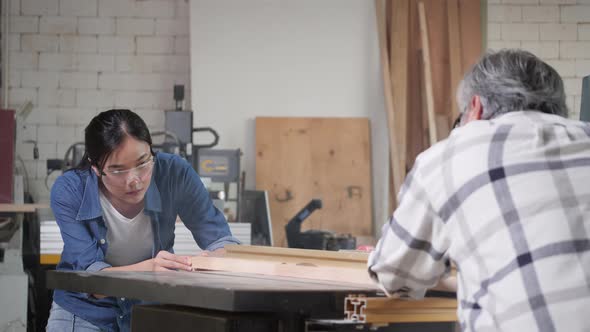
[75,162,162,221]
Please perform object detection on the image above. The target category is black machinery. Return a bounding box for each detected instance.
[581,75,589,121]
[285,199,356,251]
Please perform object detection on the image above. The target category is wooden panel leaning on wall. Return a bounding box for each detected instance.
[255,117,373,248]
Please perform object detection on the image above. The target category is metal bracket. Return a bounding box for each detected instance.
[344,294,367,322]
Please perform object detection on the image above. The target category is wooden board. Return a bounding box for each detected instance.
[0,203,50,212]
[394,0,483,168]
[407,0,428,169]
[255,117,373,248]
[459,0,483,73]
[345,295,457,323]
[375,0,404,210]
[447,0,463,120]
[224,244,368,269]
[418,2,437,146]
[191,256,376,288]
[390,0,410,193]
[424,0,451,142]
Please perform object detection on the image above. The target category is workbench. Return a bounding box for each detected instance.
[47,269,457,332]
[47,269,379,332]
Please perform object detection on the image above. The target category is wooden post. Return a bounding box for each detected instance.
[390,0,410,188]
[447,0,463,119]
[418,2,437,146]
[375,0,403,205]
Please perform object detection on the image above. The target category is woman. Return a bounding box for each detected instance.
[46,109,240,332]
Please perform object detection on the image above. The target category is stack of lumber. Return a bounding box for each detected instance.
[375,0,483,210]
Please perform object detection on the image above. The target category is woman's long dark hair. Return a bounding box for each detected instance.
[77,109,153,173]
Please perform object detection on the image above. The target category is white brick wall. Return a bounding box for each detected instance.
[59,36,98,53]
[21,34,59,52]
[579,24,590,39]
[137,36,174,54]
[78,17,115,35]
[115,18,155,36]
[522,5,559,22]
[98,36,135,54]
[60,0,98,17]
[39,17,77,34]
[39,53,76,70]
[10,16,39,33]
[488,0,590,122]
[6,0,190,202]
[21,0,58,16]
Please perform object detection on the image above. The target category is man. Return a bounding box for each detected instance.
[368,49,590,332]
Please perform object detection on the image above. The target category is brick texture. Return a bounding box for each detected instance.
[6,0,189,202]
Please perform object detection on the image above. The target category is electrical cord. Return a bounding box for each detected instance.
[193,127,219,149]
[23,139,39,159]
[16,155,30,195]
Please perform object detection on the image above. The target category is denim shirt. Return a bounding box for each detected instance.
[50,152,240,332]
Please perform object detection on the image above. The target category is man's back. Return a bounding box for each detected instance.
[438,111,590,331]
[370,111,590,331]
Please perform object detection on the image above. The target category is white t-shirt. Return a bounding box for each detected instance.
[99,191,153,267]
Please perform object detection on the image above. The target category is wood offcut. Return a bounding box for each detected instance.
[345,294,457,324]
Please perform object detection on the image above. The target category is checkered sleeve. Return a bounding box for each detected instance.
[368,165,451,299]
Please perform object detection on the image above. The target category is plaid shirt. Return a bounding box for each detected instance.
[368,111,590,332]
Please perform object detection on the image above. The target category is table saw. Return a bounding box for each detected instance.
[46,245,458,332]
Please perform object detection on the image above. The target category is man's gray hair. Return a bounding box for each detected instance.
[457,49,568,119]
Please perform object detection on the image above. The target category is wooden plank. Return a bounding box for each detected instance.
[363,297,457,310]
[418,2,437,146]
[364,311,457,324]
[423,0,451,141]
[436,113,451,141]
[0,203,49,212]
[191,256,376,288]
[406,0,427,169]
[390,0,410,195]
[459,0,482,72]
[225,245,368,263]
[447,0,463,119]
[255,117,373,247]
[224,244,368,269]
[345,295,457,324]
[375,0,403,208]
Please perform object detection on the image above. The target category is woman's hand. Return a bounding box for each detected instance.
[151,250,193,271]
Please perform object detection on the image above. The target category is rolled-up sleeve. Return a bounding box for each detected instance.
[368,166,450,299]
